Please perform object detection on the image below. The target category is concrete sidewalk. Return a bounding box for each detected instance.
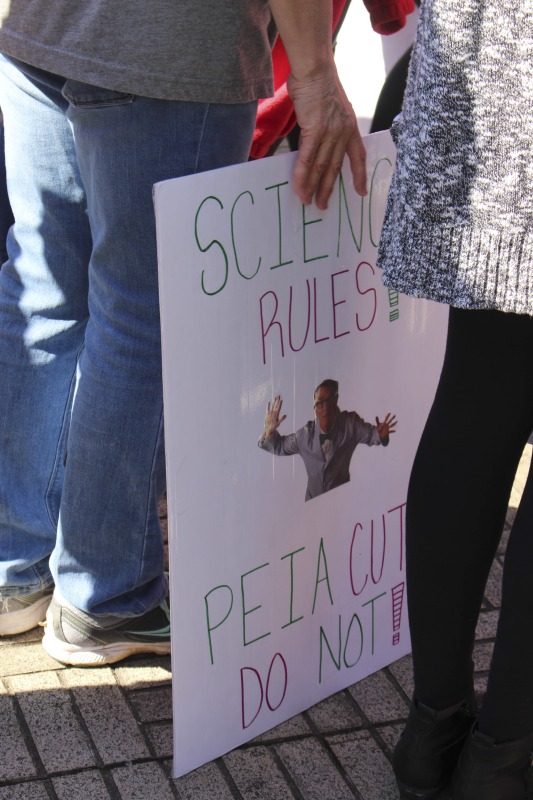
[1,445,530,800]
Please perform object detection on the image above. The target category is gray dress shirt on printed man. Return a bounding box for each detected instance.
[259,410,383,501]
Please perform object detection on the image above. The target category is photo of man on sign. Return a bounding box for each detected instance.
[258,379,397,501]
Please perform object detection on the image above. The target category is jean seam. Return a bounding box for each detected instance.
[45,342,84,530]
[192,103,211,174]
[135,405,165,612]
[65,95,135,109]
[62,79,135,109]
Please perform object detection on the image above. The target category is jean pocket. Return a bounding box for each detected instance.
[62,79,134,108]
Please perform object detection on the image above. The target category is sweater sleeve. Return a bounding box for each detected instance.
[362,0,415,34]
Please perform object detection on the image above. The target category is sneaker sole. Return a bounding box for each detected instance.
[41,631,171,666]
[0,595,53,636]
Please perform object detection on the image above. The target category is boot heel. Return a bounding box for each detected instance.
[451,725,533,800]
[393,694,477,799]
[397,779,443,799]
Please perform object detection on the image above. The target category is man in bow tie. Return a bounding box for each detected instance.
[259,379,397,501]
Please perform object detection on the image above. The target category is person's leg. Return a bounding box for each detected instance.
[407,307,533,710]
[394,306,533,799]
[370,47,413,134]
[0,56,257,648]
[0,55,91,629]
[477,450,533,740]
[452,488,533,800]
[48,82,258,618]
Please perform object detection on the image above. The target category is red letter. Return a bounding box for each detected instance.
[355,261,377,332]
[331,269,350,339]
[266,653,288,711]
[349,523,368,596]
[288,281,311,353]
[259,291,284,365]
[241,667,263,729]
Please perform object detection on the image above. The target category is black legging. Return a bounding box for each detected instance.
[370,46,412,134]
[407,306,533,741]
[369,0,420,134]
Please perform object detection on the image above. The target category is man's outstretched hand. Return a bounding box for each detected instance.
[263,395,287,440]
[376,413,397,444]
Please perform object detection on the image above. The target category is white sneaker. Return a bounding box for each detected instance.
[42,595,171,666]
[0,587,54,636]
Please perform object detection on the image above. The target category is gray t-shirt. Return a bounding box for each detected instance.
[0,0,275,102]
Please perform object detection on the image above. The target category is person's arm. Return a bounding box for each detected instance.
[258,395,301,455]
[268,0,367,210]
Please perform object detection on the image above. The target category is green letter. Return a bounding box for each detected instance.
[196,195,229,296]
[362,592,386,655]
[318,615,342,683]
[265,181,294,269]
[343,612,364,668]
[241,563,272,647]
[204,584,233,665]
[302,205,328,263]
[312,538,334,614]
[231,191,261,280]
[281,547,305,628]
[337,171,364,255]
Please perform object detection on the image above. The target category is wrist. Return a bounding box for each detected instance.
[288,56,336,87]
[269,0,334,82]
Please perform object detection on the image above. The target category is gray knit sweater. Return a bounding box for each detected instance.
[377,0,533,314]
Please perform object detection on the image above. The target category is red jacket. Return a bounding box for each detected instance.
[250,0,415,159]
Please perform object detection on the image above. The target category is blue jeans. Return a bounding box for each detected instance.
[0,121,13,264]
[0,54,257,615]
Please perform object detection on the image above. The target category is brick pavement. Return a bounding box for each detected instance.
[0,444,530,800]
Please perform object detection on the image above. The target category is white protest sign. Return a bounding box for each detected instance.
[154,131,448,777]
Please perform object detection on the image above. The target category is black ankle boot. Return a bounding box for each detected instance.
[450,725,533,800]
[393,694,477,800]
